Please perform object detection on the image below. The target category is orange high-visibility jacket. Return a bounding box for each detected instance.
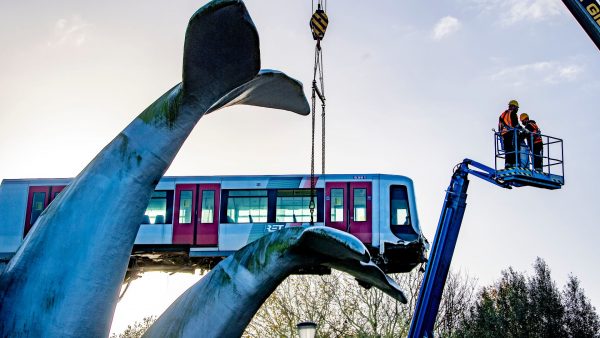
[498,109,518,135]
[524,120,543,144]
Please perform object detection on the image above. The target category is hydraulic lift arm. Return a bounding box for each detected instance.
[408,159,510,338]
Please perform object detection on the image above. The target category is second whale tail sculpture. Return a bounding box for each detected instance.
[0,1,309,337]
[143,226,408,338]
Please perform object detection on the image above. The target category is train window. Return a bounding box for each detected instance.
[390,185,411,226]
[354,188,367,222]
[179,190,193,224]
[331,188,344,222]
[226,190,268,223]
[144,191,168,224]
[30,192,46,225]
[200,190,215,223]
[276,189,313,222]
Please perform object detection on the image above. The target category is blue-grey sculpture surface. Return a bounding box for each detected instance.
[0,1,309,337]
[143,226,407,338]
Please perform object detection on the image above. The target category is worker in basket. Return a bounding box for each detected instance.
[498,99,522,168]
[520,113,544,172]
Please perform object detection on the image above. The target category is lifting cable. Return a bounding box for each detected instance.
[309,0,328,225]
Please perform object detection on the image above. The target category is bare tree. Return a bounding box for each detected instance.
[245,268,476,337]
[110,316,156,338]
[245,273,348,338]
[435,270,477,337]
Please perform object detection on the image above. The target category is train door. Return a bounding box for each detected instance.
[196,184,220,245]
[51,186,66,200]
[349,182,372,244]
[325,181,372,244]
[23,185,66,237]
[173,184,220,245]
[325,182,346,232]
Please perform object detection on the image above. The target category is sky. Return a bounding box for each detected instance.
[0,0,599,334]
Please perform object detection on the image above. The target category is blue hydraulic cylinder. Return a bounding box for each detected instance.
[408,163,471,338]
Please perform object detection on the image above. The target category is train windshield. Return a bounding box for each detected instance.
[390,185,413,236]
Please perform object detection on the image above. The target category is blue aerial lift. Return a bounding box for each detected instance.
[408,130,564,337]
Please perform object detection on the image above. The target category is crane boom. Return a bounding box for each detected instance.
[562,0,600,51]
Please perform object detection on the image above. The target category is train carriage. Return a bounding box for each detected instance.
[0,174,427,274]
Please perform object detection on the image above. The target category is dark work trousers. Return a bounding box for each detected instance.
[532,142,543,171]
[502,133,516,168]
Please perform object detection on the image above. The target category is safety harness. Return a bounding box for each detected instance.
[498,110,515,135]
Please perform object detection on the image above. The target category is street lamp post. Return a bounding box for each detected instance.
[296,321,317,338]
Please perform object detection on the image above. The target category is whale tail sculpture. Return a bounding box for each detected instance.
[143,226,407,338]
[0,1,309,337]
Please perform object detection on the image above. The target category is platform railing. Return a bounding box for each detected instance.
[494,128,564,180]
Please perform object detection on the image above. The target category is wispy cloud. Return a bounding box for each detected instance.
[467,0,562,25]
[432,16,461,40]
[47,16,90,47]
[490,61,583,86]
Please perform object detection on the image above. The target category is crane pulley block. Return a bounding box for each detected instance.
[310,7,328,41]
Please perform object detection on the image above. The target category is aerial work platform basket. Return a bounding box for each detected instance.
[494,129,564,190]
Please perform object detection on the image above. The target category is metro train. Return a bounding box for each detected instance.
[0,174,427,274]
